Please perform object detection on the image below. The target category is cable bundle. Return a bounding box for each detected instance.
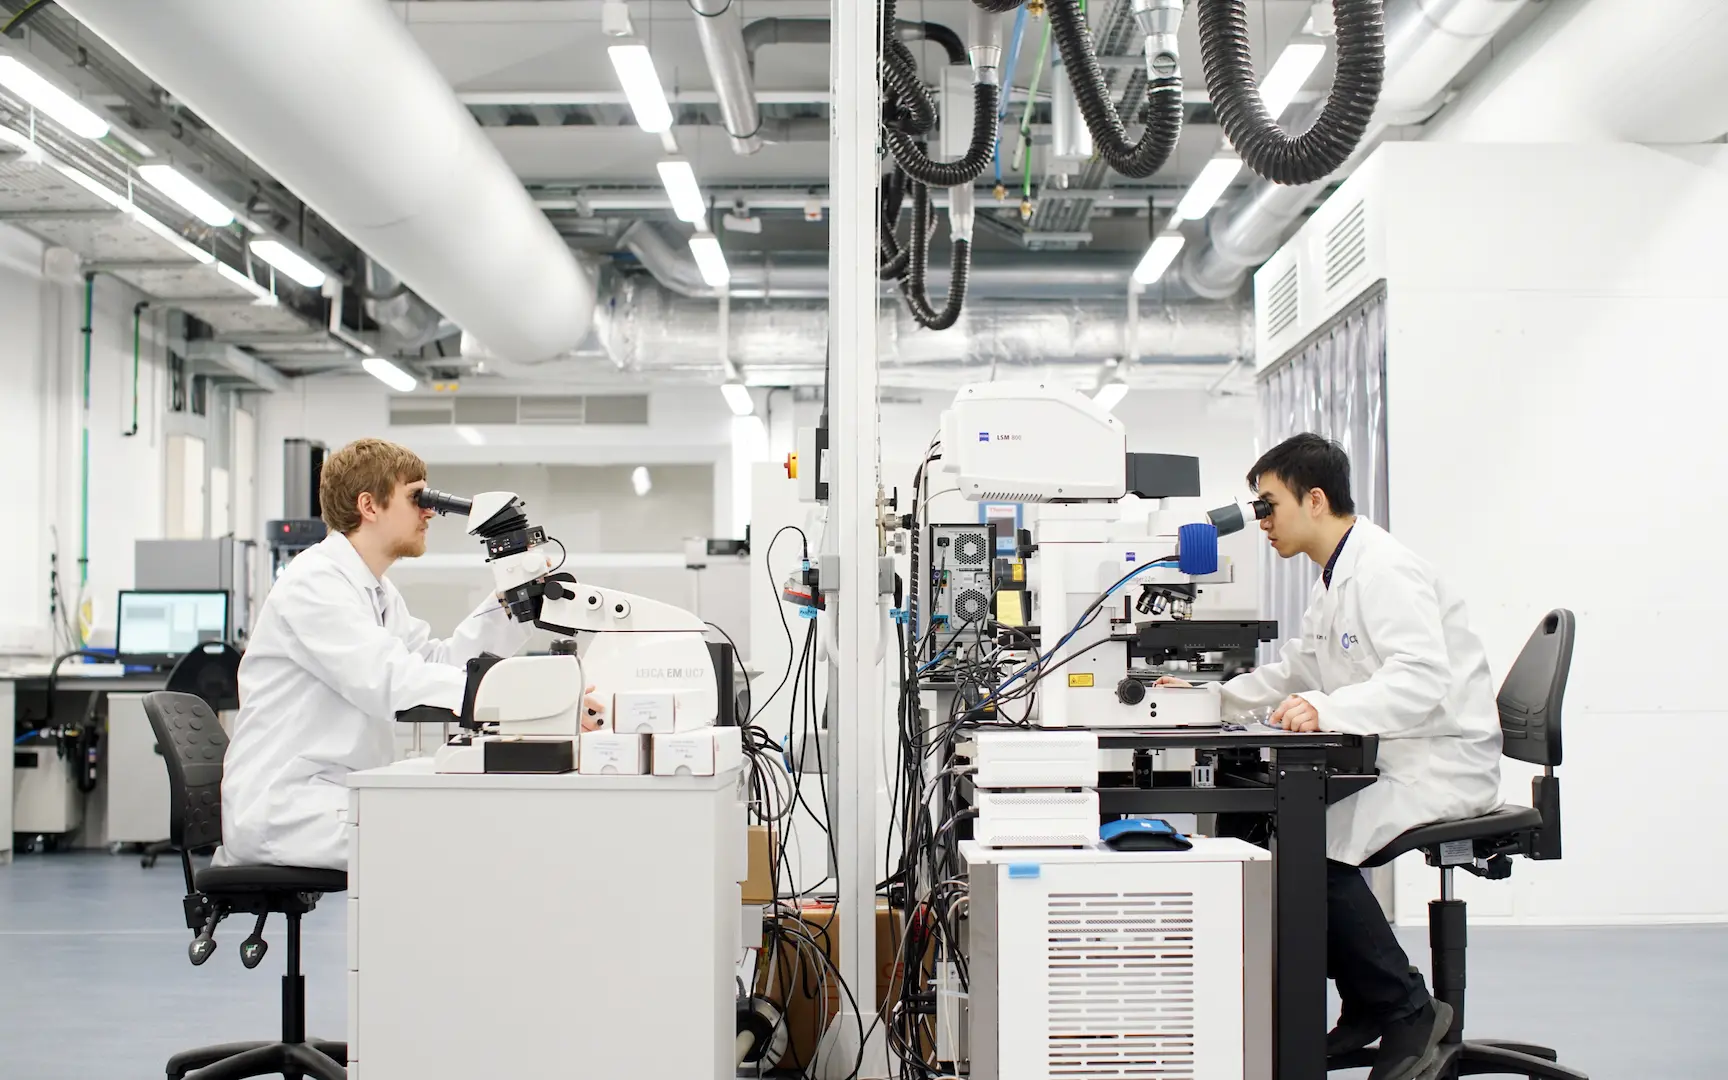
[1043,0,1184,179]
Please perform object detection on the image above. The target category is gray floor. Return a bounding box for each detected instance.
[1,852,1722,1079]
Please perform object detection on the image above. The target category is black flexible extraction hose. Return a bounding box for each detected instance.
[899,180,971,332]
[967,0,1025,12]
[879,168,912,281]
[1043,0,1183,180]
[1198,0,1385,185]
[885,82,1000,188]
[882,36,938,135]
[905,20,968,66]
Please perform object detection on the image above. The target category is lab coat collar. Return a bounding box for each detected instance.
[315,531,386,595]
[1323,516,1375,589]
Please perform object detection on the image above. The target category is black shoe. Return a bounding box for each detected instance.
[1327,1013,1382,1057]
[1366,1000,1453,1080]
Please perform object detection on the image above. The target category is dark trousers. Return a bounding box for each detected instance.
[1328,859,1430,1025]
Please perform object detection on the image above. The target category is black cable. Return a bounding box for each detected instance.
[1199,0,1386,185]
[884,82,1000,187]
[1043,0,1184,180]
[898,180,972,332]
[879,167,912,281]
[2,0,54,36]
[751,525,809,724]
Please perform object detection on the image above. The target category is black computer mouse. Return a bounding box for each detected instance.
[1100,818,1194,852]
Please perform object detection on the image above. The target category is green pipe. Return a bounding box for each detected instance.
[1019,17,1053,200]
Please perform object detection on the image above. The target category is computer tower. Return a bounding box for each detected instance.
[921,523,995,662]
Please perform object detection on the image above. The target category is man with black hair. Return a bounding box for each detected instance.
[1159,433,1502,1080]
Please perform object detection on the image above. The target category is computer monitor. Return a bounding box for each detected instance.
[116,590,230,668]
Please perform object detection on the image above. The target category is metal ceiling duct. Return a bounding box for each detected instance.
[618,220,1200,301]
[690,0,763,155]
[362,260,452,352]
[1179,0,1532,300]
[589,275,1250,375]
[57,0,595,364]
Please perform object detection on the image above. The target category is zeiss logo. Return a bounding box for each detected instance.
[978,432,990,442]
[1340,633,1359,650]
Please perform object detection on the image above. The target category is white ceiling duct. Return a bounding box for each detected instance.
[57,0,594,365]
[590,276,1251,375]
[1428,0,1728,144]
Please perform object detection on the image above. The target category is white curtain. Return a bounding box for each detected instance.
[1256,286,1388,661]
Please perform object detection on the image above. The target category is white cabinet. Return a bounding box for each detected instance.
[346,760,745,1080]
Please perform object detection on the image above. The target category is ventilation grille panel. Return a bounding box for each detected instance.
[390,394,648,427]
[1324,200,1368,293]
[1265,264,1300,340]
[953,532,990,565]
[954,589,991,623]
[1045,891,1199,1079]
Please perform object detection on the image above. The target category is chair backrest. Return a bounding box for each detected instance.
[142,691,229,851]
[166,641,243,712]
[1497,609,1574,768]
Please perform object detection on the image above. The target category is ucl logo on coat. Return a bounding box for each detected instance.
[1340,632,1359,650]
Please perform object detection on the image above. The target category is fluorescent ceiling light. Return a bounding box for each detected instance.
[1093,381,1130,411]
[362,356,417,393]
[1259,42,1326,119]
[59,164,132,211]
[1173,157,1243,222]
[251,239,328,289]
[631,466,653,497]
[0,57,110,139]
[720,380,754,416]
[454,425,484,446]
[138,164,234,227]
[689,233,731,289]
[1132,233,1187,285]
[657,159,708,225]
[607,43,673,134]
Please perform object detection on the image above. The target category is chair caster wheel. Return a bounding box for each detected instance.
[190,937,216,965]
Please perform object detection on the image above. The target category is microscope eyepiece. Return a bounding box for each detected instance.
[1205,497,1271,537]
[416,488,473,517]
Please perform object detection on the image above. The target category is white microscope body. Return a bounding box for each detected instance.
[423,490,716,773]
[933,382,1267,732]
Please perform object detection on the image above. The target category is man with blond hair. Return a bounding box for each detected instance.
[217,439,544,871]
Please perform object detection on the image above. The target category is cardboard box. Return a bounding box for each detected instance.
[613,690,676,734]
[742,825,776,904]
[577,730,649,775]
[753,902,929,1071]
[651,725,743,777]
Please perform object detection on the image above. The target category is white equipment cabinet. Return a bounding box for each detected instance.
[102,692,172,844]
[964,838,1272,1080]
[346,758,747,1080]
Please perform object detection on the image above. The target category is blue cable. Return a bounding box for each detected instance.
[981,558,1179,704]
[993,6,1029,186]
[916,650,952,675]
[16,731,39,744]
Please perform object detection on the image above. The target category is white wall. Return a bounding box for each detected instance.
[1334,142,1728,925]
[0,227,238,652]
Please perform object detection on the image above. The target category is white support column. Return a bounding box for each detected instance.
[830,0,885,1073]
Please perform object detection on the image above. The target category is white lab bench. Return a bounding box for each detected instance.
[345,757,747,1080]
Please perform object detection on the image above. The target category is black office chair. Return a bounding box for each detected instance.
[143,691,348,1080]
[142,644,245,869]
[1330,610,1585,1079]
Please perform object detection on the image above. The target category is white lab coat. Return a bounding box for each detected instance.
[216,533,532,870]
[1216,519,1503,865]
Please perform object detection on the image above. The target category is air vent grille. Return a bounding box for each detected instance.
[1045,891,1199,1079]
[390,394,648,427]
[1324,200,1368,293]
[953,533,990,565]
[1265,265,1300,340]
